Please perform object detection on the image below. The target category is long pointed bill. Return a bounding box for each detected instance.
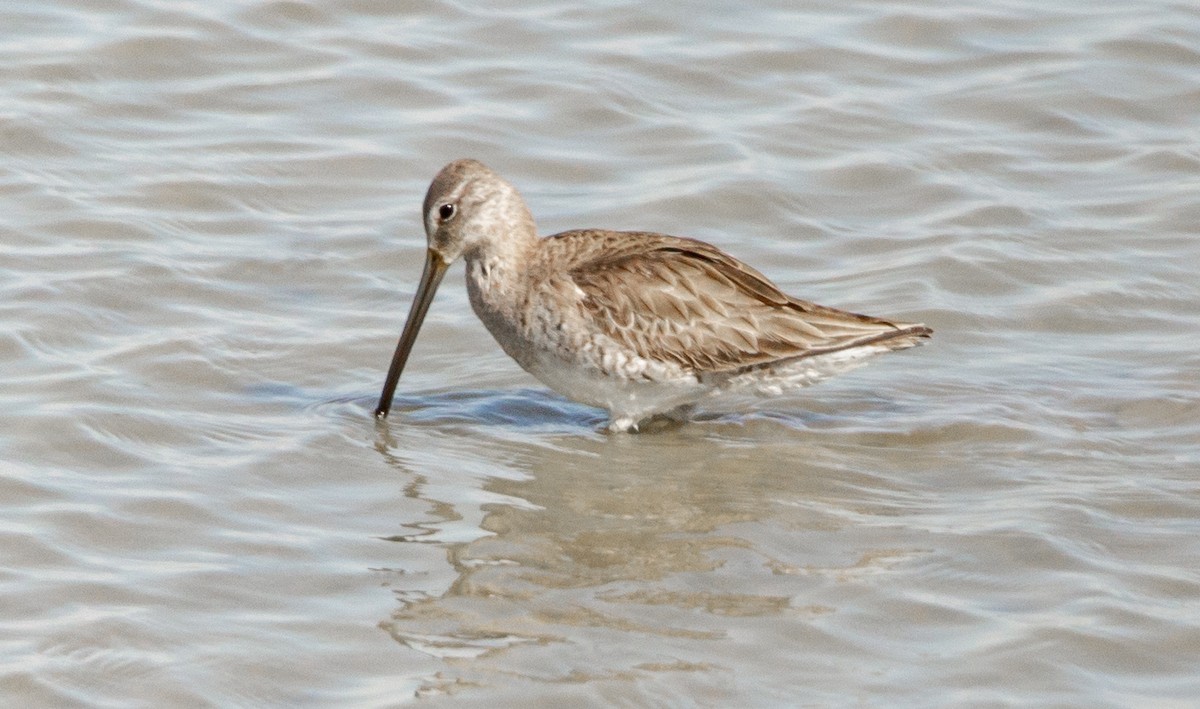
[374,248,449,418]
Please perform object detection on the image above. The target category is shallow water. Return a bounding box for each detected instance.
[3,0,1199,705]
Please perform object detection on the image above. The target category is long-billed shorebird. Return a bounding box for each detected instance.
[375,159,931,432]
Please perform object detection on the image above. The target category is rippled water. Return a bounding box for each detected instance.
[3,0,1199,705]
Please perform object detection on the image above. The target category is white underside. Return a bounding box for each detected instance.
[526,343,895,432]
[525,352,707,432]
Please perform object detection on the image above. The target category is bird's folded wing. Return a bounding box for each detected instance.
[548,230,928,374]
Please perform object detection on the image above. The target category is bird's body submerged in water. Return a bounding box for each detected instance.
[376,159,931,432]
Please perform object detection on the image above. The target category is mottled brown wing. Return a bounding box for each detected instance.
[554,230,929,373]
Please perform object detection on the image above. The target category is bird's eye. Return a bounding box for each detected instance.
[438,203,456,220]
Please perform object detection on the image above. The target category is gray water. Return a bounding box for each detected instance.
[3,0,1199,705]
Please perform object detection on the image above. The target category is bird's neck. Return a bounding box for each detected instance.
[463,229,542,369]
[464,225,538,310]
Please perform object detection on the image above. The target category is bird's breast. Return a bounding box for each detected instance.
[465,257,543,369]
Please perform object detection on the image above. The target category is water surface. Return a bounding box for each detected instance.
[2,0,1199,705]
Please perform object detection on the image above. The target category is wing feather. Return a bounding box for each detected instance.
[545,230,930,373]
